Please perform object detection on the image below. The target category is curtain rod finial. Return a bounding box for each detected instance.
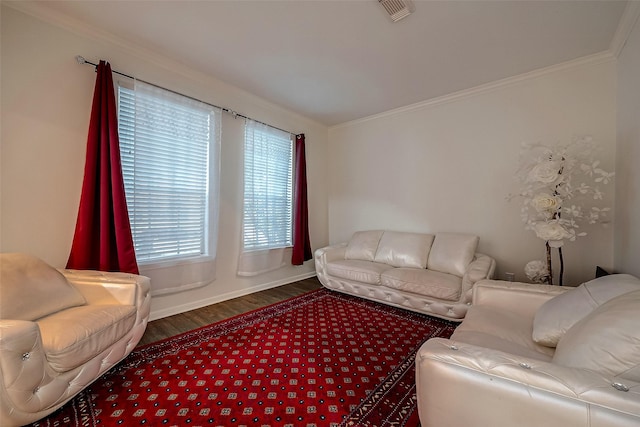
[76,55,86,64]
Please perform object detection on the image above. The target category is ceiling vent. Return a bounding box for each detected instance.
[379,0,414,22]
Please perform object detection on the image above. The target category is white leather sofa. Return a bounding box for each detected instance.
[0,253,151,426]
[416,275,640,427]
[314,230,496,321]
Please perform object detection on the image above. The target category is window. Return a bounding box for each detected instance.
[242,120,293,252]
[117,80,221,265]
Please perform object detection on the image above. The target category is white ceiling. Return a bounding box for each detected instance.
[21,1,629,126]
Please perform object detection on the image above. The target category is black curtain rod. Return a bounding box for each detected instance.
[75,56,297,136]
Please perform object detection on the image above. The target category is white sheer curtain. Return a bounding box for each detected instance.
[119,79,222,295]
[238,119,293,276]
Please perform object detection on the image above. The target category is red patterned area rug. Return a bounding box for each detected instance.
[31,289,456,427]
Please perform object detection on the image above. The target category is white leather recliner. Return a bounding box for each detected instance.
[416,276,640,427]
[0,253,151,426]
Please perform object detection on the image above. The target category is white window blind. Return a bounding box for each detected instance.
[242,120,293,252]
[118,80,220,266]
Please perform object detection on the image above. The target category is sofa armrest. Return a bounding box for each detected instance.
[314,243,347,288]
[61,269,151,308]
[314,243,347,264]
[0,320,58,413]
[472,279,569,318]
[0,320,46,389]
[460,253,496,303]
[466,253,496,281]
[416,338,640,427]
[314,243,347,272]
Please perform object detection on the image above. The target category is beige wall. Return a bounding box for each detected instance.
[328,58,617,286]
[0,6,329,320]
[615,16,640,278]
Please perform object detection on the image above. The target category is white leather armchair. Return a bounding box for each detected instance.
[416,277,640,427]
[0,253,151,426]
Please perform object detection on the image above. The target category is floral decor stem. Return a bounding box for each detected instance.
[544,242,565,286]
[546,242,553,285]
[558,247,564,286]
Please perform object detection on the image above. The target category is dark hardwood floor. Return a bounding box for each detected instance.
[137,276,323,346]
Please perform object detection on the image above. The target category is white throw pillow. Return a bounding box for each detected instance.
[0,253,86,321]
[344,230,384,262]
[532,274,640,347]
[426,233,479,277]
[553,289,640,382]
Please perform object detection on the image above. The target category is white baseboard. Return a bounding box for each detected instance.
[148,271,318,321]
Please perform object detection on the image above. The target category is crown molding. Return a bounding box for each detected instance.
[5,1,625,133]
[609,0,640,58]
[330,51,615,131]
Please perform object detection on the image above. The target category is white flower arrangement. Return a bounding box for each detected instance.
[509,136,613,285]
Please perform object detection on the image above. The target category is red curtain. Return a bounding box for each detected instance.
[66,61,139,274]
[292,134,312,265]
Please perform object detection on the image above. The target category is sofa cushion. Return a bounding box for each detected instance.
[37,304,137,372]
[0,253,86,321]
[345,230,384,261]
[553,289,640,381]
[427,233,479,277]
[381,268,462,301]
[533,274,640,347]
[373,231,434,268]
[326,260,390,285]
[452,305,555,360]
